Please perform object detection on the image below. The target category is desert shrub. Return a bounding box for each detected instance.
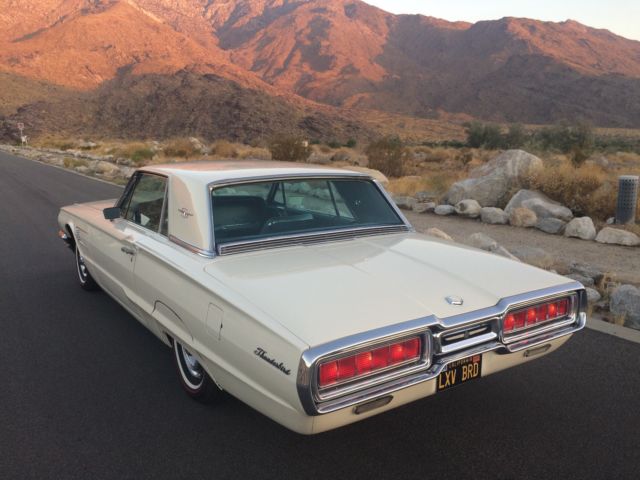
[327,140,342,149]
[387,172,461,199]
[345,138,357,148]
[268,135,312,162]
[211,140,238,158]
[525,164,615,219]
[130,148,155,165]
[164,138,198,158]
[365,136,406,177]
[533,122,594,163]
[238,146,271,160]
[504,123,527,149]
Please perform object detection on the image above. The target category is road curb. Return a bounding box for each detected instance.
[0,145,124,188]
[586,315,640,344]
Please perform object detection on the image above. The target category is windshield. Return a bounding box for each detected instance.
[211,178,404,245]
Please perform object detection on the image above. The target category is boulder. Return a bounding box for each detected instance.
[425,228,453,241]
[434,205,455,216]
[505,189,573,222]
[564,217,596,240]
[610,285,640,329]
[568,262,605,284]
[509,207,537,227]
[393,196,416,210]
[585,288,602,304]
[536,218,566,235]
[468,233,519,261]
[508,246,554,269]
[566,273,595,287]
[95,160,120,176]
[412,202,436,214]
[454,199,482,218]
[468,233,498,251]
[189,137,209,154]
[415,191,437,202]
[480,207,509,225]
[344,166,389,186]
[445,175,509,208]
[445,150,543,207]
[595,227,640,247]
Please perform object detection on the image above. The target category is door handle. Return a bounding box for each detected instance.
[121,246,136,256]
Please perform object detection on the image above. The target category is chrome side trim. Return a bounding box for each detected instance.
[168,234,215,258]
[439,331,498,354]
[296,281,586,416]
[217,225,410,255]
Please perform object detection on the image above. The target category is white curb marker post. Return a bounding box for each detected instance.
[17,122,27,146]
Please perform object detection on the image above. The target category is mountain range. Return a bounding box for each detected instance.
[1,0,639,143]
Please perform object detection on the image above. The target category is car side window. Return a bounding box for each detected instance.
[122,173,168,234]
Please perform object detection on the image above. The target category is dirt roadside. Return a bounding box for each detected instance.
[405,211,640,285]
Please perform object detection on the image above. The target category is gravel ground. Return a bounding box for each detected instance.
[405,211,640,285]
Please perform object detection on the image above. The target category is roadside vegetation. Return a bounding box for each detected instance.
[21,123,640,225]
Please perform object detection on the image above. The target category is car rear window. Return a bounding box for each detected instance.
[211,178,403,244]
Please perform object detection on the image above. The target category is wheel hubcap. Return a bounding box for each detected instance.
[78,255,87,277]
[181,346,203,379]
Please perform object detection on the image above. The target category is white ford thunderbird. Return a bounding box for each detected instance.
[58,161,586,434]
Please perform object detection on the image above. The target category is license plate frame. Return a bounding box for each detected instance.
[437,354,482,391]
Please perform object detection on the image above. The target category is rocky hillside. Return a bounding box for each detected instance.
[1,0,639,141]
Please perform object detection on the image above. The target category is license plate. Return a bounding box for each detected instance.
[437,354,482,391]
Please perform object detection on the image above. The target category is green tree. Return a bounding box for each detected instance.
[465,121,486,148]
[504,123,527,149]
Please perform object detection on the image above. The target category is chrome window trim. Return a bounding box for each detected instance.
[217,225,410,255]
[296,281,586,416]
[168,234,215,258]
[207,175,413,255]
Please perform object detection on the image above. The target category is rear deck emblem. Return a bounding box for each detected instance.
[445,295,464,306]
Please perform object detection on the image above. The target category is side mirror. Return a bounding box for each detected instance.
[103,206,121,220]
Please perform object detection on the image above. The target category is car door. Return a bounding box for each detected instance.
[91,172,168,320]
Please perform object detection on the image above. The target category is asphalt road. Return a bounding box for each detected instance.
[1,151,639,480]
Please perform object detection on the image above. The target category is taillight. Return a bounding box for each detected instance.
[318,337,422,388]
[503,297,571,334]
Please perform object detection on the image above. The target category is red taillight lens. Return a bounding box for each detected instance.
[503,297,572,335]
[557,299,569,316]
[504,313,515,332]
[317,337,422,388]
[319,361,338,386]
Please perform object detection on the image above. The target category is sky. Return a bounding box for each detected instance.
[364,1,640,41]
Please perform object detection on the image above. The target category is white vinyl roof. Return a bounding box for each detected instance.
[141,160,371,255]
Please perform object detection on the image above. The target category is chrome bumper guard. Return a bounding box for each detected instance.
[297,282,587,416]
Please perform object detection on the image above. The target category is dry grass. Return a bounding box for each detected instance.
[63,157,88,168]
[163,138,200,159]
[210,140,238,158]
[237,146,271,160]
[524,162,616,220]
[387,172,462,199]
